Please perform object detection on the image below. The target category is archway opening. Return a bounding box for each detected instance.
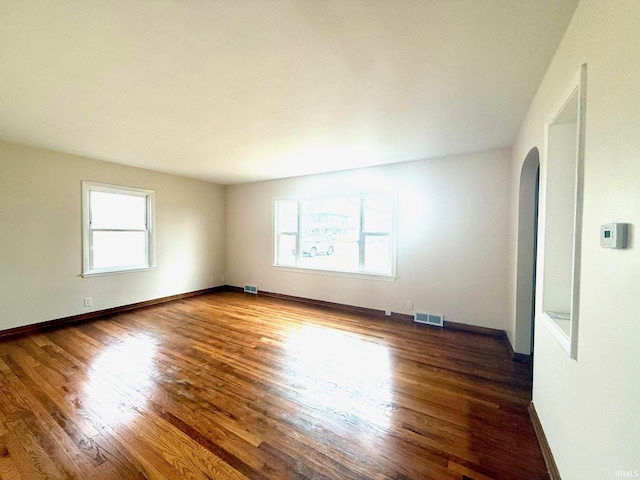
[514,147,540,355]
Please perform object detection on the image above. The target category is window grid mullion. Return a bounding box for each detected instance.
[296,200,301,266]
[90,228,149,233]
[358,195,365,271]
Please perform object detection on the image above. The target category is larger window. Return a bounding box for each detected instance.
[82,182,155,276]
[274,193,396,277]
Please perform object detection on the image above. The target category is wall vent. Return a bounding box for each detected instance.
[244,284,258,294]
[414,312,444,327]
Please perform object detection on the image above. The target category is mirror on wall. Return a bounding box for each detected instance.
[541,64,586,359]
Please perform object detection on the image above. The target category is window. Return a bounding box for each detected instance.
[82,182,155,276]
[274,193,396,277]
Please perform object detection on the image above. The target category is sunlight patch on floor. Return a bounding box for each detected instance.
[83,334,158,425]
[283,324,394,431]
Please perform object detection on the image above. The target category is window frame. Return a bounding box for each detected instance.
[273,192,397,279]
[82,181,156,277]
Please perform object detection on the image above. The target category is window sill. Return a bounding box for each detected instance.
[541,310,573,358]
[272,265,397,282]
[82,266,156,278]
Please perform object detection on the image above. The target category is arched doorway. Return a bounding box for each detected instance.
[514,147,540,355]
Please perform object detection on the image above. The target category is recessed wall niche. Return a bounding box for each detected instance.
[541,64,586,359]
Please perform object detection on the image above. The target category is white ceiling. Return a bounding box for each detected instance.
[0,0,578,185]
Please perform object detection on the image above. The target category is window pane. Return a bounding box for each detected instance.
[276,201,298,233]
[363,235,390,273]
[298,236,360,272]
[92,231,147,269]
[91,191,147,230]
[300,197,359,237]
[277,233,297,266]
[297,197,360,272]
[363,195,392,233]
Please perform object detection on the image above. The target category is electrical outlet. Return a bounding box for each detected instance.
[406,300,413,310]
[83,297,92,307]
[384,310,392,316]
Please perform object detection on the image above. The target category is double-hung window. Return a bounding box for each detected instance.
[82,182,155,276]
[274,193,396,277]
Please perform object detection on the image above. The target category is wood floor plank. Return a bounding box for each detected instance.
[0,435,23,480]
[0,432,40,480]
[0,364,111,479]
[1,350,101,440]
[0,291,548,479]
[5,418,73,480]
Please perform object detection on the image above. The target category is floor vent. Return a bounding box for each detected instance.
[244,284,258,294]
[414,312,444,327]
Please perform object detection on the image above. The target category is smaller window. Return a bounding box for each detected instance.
[82,182,155,276]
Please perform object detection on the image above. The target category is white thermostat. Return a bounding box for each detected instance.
[600,223,628,249]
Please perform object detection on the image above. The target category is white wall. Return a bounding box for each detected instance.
[225,149,511,330]
[0,141,225,331]
[509,1,640,478]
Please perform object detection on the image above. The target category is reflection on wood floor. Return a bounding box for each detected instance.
[0,291,548,479]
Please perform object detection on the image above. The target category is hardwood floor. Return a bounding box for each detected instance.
[0,291,547,480]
